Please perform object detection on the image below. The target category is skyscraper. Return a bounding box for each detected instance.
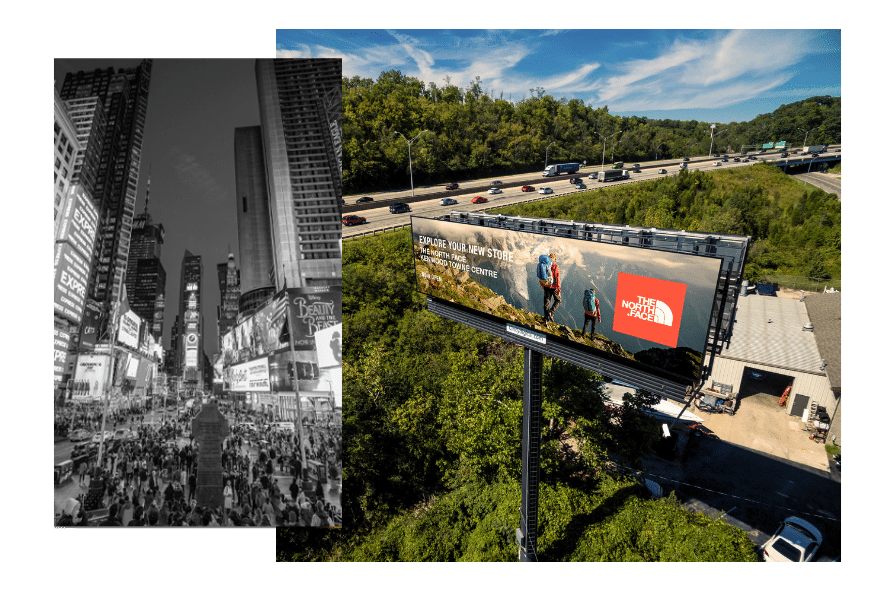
[255,58,342,289]
[59,59,153,312]
[126,176,166,341]
[216,253,241,350]
[234,125,275,312]
[178,250,204,390]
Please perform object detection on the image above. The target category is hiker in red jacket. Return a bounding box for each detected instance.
[542,253,561,325]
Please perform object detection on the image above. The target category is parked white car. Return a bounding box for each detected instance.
[761,517,823,562]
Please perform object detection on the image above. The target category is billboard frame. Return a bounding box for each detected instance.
[413,212,750,399]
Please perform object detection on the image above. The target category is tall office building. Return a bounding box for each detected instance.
[234,126,275,312]
[255,58,342,289]
[216,252,241,350]
[54,89,83,233]
[59,59,153,314]
[125,176,166,340]
[178,251,204,388]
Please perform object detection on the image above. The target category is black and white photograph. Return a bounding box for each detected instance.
[53,58,343,527]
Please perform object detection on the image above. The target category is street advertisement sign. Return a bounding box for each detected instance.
[411,217,723,382]
[287,286,342,350]
[78,301,102,352]
[229,356,270,392]
[117,310,141,349]
[55,185,99,260]
[53,242,91,324]
[126,353,140,379]
[72,354,111,400]
[185,347,198,368]
[313,323,342,368]
[54,324,71,384]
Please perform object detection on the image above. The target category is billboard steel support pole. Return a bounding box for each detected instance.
[519,347,543,562]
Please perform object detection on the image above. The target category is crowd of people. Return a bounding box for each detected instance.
[56,401,342,527]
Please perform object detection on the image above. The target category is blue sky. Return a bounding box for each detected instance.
[277,29,840,124]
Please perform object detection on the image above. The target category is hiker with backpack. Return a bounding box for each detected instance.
[581,287,602,338]
[537,252,561,326]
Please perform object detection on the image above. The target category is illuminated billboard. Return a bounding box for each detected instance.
[230,356,271,392]
[411,217,723,382]
[53,242,91,324]
[117,310,141,349]
[73,354,112,400]
[287,286,342,350]
[56,186,99,260]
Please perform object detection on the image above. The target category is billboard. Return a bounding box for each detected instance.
[72,354,112,400]
[117,310,141,349]
[314,323,342,368]
[53,242,91,324]
[229,357,271,392]
[79,302,102,352]
[54,324,71,384]
[411,217,723,382]
[287,286,342,350]
[56,185,99,260]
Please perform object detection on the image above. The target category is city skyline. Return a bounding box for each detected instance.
[55,59,260,357]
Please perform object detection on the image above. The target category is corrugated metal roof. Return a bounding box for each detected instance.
[803,292,841,389]
[721,294,823,372]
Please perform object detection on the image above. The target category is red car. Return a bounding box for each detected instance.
[446,183,459,190]
[521,185,535,192]
[342,215,367,226]
[471,196,488,204]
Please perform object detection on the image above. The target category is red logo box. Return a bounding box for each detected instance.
[612,273,687,348]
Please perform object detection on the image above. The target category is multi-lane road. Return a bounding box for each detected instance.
[341,148,842,239]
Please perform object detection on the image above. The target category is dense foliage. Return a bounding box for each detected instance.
[343,69,840,193]
[495,163,841,282]
[277,228,759,561]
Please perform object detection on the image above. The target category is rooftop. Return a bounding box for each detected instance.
[721,294,823,373]
[803,292,841,390]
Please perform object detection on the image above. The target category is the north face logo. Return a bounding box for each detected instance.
[612,273,687,348]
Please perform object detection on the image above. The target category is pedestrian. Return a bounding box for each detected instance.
[580,287,602,338]
[538,252,561,325]
[121,495,134,526]
[99,503,123,526]
[187,471,196,503]
[78,460,87,486]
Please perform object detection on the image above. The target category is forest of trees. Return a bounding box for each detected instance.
[342,69,841,194]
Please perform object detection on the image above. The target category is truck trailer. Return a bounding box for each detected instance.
[803,145,826,154]
[542,162,582,177]
[597,169,630,182]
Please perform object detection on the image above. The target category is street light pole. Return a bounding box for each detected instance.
[545,142,554,169]
[797,127,815,150]
[594,130,621,171]
[709,126,728,157]
[394,130,429,197]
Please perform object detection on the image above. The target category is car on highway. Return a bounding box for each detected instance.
[790,150,798,154]
[569,177,582,184]
[342,215,367,226]
[761,517,823,562]
[538,187,553,194]
[488,188,502,194]
[658,168,667,174]
[781,153,789,158]
[811,153,819,158]
[490,180,503,186]
[633,167,641,173]
[575,182,586,189]
[713,153,720,158]
[632,164,641,169]
[682,157,690,162]
[389,202,411,214]
[445,183,459,190]
[355,196,373,204]
[713,161,721,166]
[722,155,730,159]
[439,197,457,206]
[742,158,749,163]
[733,158,741,162]
[69,428,91,442]
[470,196,488,204]
[589,173,598,179]
[521,185,535,192]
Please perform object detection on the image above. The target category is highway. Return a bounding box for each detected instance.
[792,171,841,199]
[341,148,841,240]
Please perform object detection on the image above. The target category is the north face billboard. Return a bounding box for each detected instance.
[411,217,723,381]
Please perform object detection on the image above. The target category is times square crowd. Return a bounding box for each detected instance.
[55,401,342,527]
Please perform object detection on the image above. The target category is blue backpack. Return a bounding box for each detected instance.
[583,289,597,313]
[537,255,553,285]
